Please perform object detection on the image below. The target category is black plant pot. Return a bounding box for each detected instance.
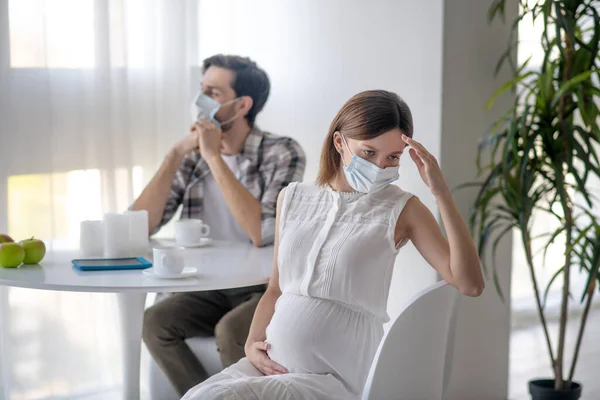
[529,379,582,400]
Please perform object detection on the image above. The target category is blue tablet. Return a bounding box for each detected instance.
[72,257,152,271]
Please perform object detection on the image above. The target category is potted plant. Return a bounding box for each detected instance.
[468,1,600,399]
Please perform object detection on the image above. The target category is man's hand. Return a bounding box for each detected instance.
[172,128,200,158]
[193,119,222,161]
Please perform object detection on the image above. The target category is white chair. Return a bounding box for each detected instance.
[362,281,461,400]
[149,281,460,400]
[148,336,223,400]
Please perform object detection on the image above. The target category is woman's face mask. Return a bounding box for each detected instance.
[190,92,240,128]
[341,135,400,193]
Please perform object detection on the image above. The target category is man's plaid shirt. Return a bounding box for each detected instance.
[157,127,306,246]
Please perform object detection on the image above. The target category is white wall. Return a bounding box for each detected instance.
[197,0,443,315]
[440,1,517,399]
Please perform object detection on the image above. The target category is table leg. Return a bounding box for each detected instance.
[116,292,147,400]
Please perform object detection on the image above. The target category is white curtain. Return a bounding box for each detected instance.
[0,0,199,398]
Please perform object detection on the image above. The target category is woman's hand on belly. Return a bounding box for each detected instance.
[245,341,289,376]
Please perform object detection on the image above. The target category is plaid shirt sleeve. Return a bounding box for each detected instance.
[259,138,306,246]
[152,153,198,234]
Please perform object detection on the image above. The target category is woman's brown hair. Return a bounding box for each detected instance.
[316,90,414,186]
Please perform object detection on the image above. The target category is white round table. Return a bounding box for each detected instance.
[0,240,273,400]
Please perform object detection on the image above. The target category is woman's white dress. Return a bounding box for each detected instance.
[182,182,414,400]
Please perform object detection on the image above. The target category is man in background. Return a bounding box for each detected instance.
[133,54,305,395]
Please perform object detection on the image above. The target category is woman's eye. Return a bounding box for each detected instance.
[363,150,375,157]
[389,155,400,161]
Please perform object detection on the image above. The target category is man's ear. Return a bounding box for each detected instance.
[237,96,254,118]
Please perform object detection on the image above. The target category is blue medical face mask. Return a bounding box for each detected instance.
[190,92,240,128]
[341,135,400,193]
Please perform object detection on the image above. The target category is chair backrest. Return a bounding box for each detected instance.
[362,281,460,400]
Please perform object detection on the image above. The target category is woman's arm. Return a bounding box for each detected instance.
[398,196,484,297]
[244,189,288,375]
[397,134,484,297]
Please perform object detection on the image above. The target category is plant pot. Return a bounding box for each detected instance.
[529,379,582,400]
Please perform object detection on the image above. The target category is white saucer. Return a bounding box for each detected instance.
[143,267,198,279]
[159,238,213,248]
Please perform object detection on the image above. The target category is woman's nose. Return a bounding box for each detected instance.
[375,158,389,169]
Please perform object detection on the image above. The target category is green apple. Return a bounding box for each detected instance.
[0,242,25,268]
[19,237,46,264]
[0,234,13,243]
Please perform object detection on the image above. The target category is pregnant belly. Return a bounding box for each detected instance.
[265,293,382,390]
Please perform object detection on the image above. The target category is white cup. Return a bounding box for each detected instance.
[152,246,185,277]
[104,213,130,258]
[126,210,149,256]
[175,219,210,246]
[80,220,104,257]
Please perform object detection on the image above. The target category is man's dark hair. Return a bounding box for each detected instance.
[202,54,271,127]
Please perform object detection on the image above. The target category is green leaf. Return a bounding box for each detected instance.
[572,132,600,178]
[486,71,537,110]
[552,70,594,107]
[543,266,565,309]
[488,0,506,23]
[494,40,521,76]
[580,258,600,303]
[494,204,519,220]
[554,2,566,58]
[472,166,504,223]
[584,4,600,70]
[477,216,513,259]
[490,223,516,301]
[571,48,592,77]
[565,224,593,259]
[567,166,592,208]
[518,133,538,193]
[529,183,553,207]
[492,266,506,303]
[558,3,577,51]
[575,127,600,169]
[537,62,555,110]
[541,226,567,266]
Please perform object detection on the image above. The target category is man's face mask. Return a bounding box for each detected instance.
[341,135,400,193]
[190,92,241,128]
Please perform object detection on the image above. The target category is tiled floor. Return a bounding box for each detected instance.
[510,308,600,400]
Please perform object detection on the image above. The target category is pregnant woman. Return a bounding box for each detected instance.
[183,90,484,400]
